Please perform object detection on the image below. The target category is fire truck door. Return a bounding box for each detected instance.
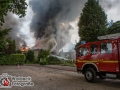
[98,41,116,72]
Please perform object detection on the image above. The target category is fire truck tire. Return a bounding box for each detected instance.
[84,68,97,83]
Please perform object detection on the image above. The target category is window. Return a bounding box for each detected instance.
[90,44,98,54]
[79,47,88,56]
[101,42,112,54]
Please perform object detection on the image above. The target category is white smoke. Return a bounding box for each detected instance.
[2,0,120,51]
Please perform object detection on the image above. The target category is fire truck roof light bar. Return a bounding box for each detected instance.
[97,33,120,40]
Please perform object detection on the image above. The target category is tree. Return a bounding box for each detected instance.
[5,38,13,54]
[26,50,34,62]
[38,50,50,61]
[0,0,27,25]
[0,31,16,55]
[0,28,11,56]
[107,21,120,34]
[0,0,27,56]
[77,0,108,46]
[11,40,16,54]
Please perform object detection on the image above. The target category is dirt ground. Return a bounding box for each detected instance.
[0,65,120,90]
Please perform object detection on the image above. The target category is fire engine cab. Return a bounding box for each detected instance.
[76,33,120,83]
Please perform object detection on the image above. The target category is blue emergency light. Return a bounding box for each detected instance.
[81,41,86,44]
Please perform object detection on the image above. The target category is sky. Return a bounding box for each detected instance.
[12,0,120,48]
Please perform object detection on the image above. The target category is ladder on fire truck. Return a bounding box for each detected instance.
[97,33,120,40]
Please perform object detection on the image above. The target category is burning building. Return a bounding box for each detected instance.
[2,0,120,55]
[28,0,84,54]
[21,44,28,53]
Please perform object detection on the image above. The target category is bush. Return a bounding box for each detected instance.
[47,56,61,65]
[0,56,6,65]
[39,58,47,65]
[26,50,34,62]
[11,54,25,65]
[32,58,39,64]
[0,54,25,65]
[26,61,33,64]
[26,57,39,64]
[16,50,22,54]
[38,50,50,61]
[61,60,75,66]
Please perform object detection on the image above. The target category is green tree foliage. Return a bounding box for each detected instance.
[5,38,16,54]
[0,0,27,25]
[0,28,11,56]
[26,50,34,62]
[0,0,27,56]
[12,40,16,54]
[38,50,50,61]
[77,0,108,46]
[16,50,22,54]
[0,54,25,65]
[47,56,61,65]
[107,21,120,34]
[5,38,12,54]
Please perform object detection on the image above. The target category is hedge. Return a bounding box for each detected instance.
[11,54,26,65]
[0,54,25,65]
[39,58,47,65]
[47,56,61,65]
[39,56,62,65]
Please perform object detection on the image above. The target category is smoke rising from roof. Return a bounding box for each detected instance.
[2,0,120,52]
[100,0,120,9]
[2,13,27,49]
[100,0,120,21]
[29,0,85,52]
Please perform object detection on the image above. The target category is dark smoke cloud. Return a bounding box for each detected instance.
[99,0,120,21]
[2,13,27,49]
[29,0,86,53]
[30,0,120,53]
[100,0,120,10]
[2,0,120,52]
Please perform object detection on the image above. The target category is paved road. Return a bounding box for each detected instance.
[0,65,120,90]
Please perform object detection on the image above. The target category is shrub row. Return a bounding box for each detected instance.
[39,56,76,66]
[47,56,61,65]
[39,56,62,65]
[61,60,75,66]
[0,54,25,65]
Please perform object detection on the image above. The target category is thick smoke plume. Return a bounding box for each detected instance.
[100,0,120,10]
[29,0,85,53]
[100,0,120,21]
[2,0,120,52]
[2,13,27,49]
[30,0,120,53]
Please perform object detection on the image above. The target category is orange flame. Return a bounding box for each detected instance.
[21,47,28,52]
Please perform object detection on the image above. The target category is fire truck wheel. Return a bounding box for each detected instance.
[84,68,97,83]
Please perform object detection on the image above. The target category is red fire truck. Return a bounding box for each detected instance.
[76,33,120,83]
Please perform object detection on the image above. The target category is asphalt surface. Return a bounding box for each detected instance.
[0,65,120,90]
